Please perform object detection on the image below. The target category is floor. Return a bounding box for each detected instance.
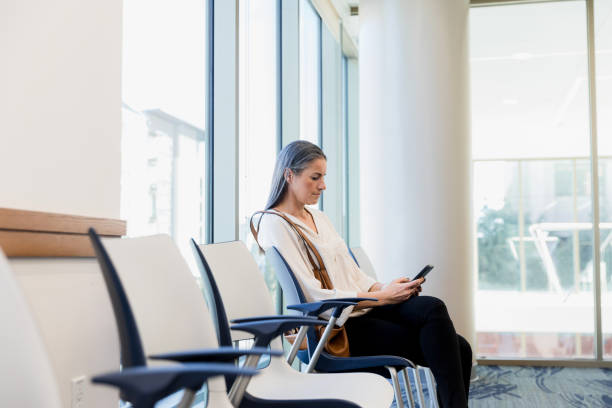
[394,365,612,408]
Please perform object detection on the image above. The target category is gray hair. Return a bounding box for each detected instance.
[265,141,326,209]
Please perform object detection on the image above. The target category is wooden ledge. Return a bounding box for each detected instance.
[0,208,126,257]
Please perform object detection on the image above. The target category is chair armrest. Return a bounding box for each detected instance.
[286,301,357,317]
[92,364,257,406]
[316,354,417,372]
[149,346,282,363]
[324,297,378,303]
[231,317,328,348]
[231,315,321,324]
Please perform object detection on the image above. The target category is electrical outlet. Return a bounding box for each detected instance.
[71,376,86,408]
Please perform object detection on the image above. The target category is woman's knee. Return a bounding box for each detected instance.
[419,296,449,320]
[457,334,473,362]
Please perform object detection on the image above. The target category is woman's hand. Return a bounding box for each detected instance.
[358,277,424,308]
[379,277,424,305]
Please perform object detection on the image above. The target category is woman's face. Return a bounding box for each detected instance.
[287,158,327,206]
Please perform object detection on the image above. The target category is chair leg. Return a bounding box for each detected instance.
[400,368,415,408]
[414,366,426,408]
[386,366,405,408]
[286,326,308,365]
[423,368,439,408]
[176,389,196,408]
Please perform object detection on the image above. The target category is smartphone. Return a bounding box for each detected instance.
[411,265,434,281]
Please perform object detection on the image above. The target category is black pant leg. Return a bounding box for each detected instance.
[345,296,471,408]
[392,296,469,408]
[457,334,472,399]
[345,313,426,363]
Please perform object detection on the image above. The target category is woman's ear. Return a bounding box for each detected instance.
[284,168,293,184]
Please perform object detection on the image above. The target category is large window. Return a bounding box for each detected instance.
[238,0,278,243]
[238,0,279,298]
[595,0,612,359]
[472,0,612,361]
[121,0,207,266]
[299,0,322,145]
[471,1,598,359]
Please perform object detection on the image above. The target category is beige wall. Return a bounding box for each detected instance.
[0,0,122,406]
[0,0,122,218]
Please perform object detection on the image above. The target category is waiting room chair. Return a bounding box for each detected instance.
[192,239,396,408]
[0,248,63,408]
[88,230,261,408]
[90,230,364,407]
[2,243,245,408]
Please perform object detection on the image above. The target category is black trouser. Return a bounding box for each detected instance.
[344,296,472,408]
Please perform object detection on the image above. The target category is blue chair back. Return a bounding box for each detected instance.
[266,246,326,364]
[348,248,360,267]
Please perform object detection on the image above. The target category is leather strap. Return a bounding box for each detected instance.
[250,210,333,290]
[251,209,352,357]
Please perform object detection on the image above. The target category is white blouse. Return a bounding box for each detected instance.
[256,207,377,326]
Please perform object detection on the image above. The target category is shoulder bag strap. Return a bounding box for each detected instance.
[250,210,334,290]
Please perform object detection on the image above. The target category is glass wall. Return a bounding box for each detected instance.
[121,0,207,267]
[595,0,612,359]
[238,0,279,294]
[119,0,360,310]
[299,0,322,145]
[321,21,344,233]
[471,1,596,358]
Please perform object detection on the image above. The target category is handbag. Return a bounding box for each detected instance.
[250,210,351,358]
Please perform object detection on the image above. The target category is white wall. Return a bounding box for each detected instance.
[360,0,474,344]
[0,0,122,218]
[0,1,123,406]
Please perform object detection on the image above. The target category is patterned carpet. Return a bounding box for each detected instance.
[393,365,612,408]
[159,364,612,407]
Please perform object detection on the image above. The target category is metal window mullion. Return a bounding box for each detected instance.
[474,155,612,163]
[519,161,527,293]
[206,0,215,244]
[317,12,324,211]
[210,0,239,242]
[171,128,179,240]
[518,160,527,357]
[573,159,581,293]
[471,0,578,7]
[343,55,350,243]
[586,0,603,362]
[276,0,283,153]
[317,14,323,148]
[281,0,300,148]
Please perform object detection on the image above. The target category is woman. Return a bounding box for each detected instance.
[254,140,472,408]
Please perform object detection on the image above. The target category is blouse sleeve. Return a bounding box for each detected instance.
[257,213,358,325]
[317,210,378,292]
[349,261,378,293]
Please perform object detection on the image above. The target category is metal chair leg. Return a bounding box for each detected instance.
[424,367,439,408]
[400,368,415,408]
[176,389,196,408]
[386,366,405,408]
[306,316,338,373]
[414,366,426,408]
[286,326,307,365]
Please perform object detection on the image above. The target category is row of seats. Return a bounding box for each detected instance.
[0,230,435,407]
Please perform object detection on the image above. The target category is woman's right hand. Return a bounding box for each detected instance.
[357,277,425,308]
[379,277,424,305]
